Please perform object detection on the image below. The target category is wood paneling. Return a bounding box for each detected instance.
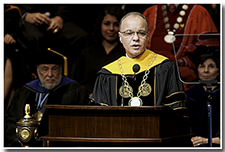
[40,105,193,146]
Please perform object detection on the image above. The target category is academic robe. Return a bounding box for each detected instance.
[4,5,34,113]
[143,4,219,90]
[185,85,220,146]
[92,49,187,112]
[4,76,89,147]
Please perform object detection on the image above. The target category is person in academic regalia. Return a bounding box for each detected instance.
[71,5,126,96]
[143,4,219,90]
[4,4,34,114]
[92,12,186,113]
[13,4,89,78]
[4,47,89,147]
[185,53,220,147]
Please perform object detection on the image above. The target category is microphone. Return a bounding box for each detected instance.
[133,64,140,81]
[133,64,140,73]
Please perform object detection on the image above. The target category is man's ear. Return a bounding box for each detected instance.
[118,32,122,44]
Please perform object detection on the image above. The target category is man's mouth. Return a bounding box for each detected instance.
[132,44,140,49]
[45,79,55,83]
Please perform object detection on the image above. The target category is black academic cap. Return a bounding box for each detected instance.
[35,48,68,77]
[35,34,70,76]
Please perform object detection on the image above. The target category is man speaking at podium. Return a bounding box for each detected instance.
[92,12,186,112]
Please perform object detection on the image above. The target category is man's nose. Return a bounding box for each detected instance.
[46,69,53,77]
[132,32,139,41]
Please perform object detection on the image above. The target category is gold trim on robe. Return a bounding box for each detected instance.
[103,49,168,75]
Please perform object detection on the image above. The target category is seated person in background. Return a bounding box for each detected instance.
[4,4,34,114]
[71,5,126,96]
[92,12,186,113]
[14,4,89,78]
[4,47,89,147]
[143,4,219,90]
[185,53,220,147]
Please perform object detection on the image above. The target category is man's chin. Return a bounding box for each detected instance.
[130,50,144,58]
[44,83,56,90]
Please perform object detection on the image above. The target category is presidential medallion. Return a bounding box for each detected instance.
[164,32,176,43]
[162,4,188,44]
[128,97,143,106]
[138,83,152,97]
[119,85,133,98]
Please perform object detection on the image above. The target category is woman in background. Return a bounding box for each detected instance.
[185,53,220,147]
[71,5,126,96]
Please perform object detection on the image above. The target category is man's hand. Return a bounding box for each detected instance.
[4,34,16,44]
[47,16,63,33]
[25,12,50,26]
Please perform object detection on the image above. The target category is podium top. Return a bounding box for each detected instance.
[43,104,169,111]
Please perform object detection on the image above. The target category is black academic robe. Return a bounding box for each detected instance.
[4,5,33,89]
[185,85,220,146]
[4,76,89,147]
[92,50,186,111]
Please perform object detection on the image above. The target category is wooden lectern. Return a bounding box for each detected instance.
[40,105,193,147]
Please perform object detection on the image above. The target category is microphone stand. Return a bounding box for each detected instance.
[172,41,220,147]
[199,80,218,147]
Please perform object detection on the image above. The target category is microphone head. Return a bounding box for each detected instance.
[133,64,140,73]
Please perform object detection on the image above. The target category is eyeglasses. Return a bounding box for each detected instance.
[39,66,60,74]
[120,30,149,38]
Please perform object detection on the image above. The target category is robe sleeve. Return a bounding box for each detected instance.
[47,82,90,105]
[155,60,187,115]
[62,82,90,105]
[92,69,117,106]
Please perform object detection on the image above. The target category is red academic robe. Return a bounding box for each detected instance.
[143,4,219,90]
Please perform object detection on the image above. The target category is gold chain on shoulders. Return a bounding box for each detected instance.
[118,53,157,98]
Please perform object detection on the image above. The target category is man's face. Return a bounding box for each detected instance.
[37,64,62,90]
[119,15,149,58]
